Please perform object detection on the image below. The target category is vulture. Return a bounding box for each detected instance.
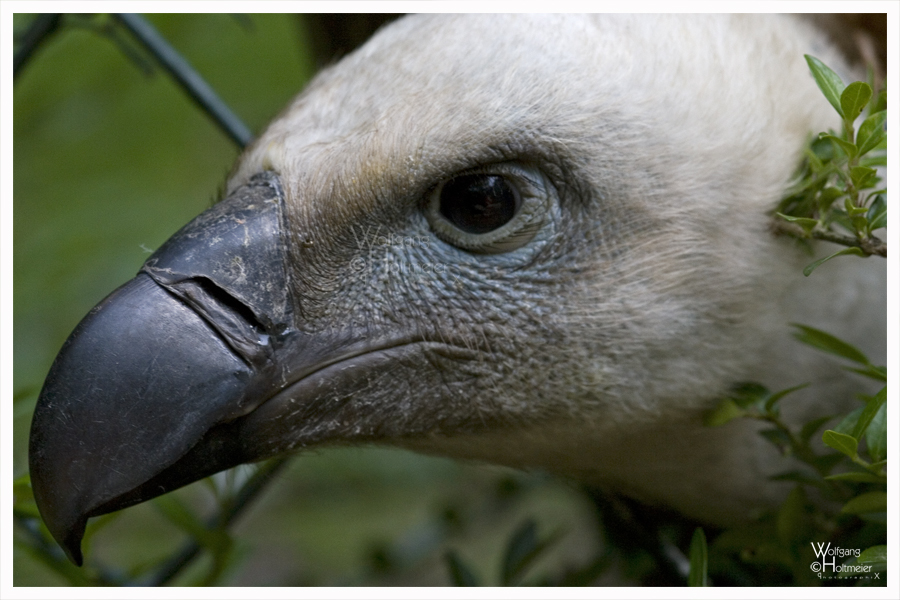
[28,13,887,569]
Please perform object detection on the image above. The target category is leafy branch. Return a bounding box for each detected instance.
[773,55,887,275]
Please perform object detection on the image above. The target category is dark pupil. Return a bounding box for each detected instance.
[439,174,518,234]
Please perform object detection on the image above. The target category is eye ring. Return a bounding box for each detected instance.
[425,164,550,254]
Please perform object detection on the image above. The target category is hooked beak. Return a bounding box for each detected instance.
[29,172,303,565]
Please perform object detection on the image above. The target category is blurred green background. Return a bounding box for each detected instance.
[13,14,600,586]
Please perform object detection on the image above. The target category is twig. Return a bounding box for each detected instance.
[771,219,887,257]
[139,457,291,586]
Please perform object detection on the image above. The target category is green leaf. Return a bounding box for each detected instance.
[857,545,887,566]
[500,519,561,585]
[776,212,818,233]
[840,81,872,122]
[864,389,886,463]
[687,528,708,587]
[771,470,827,487]
[841,491,887,514]
[776,486,807,545]
[445,550,480,586]
[760,427,792,451]
[860,153,887,167]
[850,166,878,190]
[872,89,887,113]
[803,246,866,277]
[866,194,887,231]
[822,430,858,460]
[800,414,834,444]
[845,364,887,382]
[727,382,770,409]
[824,471,884,484]
[704,398,745,427]
[820,133,857,159]
[833,406,864,436]
[857,111,887,156]
[817,186,845,213]
[791,324,870,364]
[852,386,886,441]
[805,55,846,117]
[844,196,868,217]
[808,452,846,475]
[765,383,809,413]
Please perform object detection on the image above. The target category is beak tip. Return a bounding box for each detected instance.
[62,530,85,567]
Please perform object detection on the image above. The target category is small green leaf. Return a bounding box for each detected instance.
[799,414,834,444]
[866,194,886,231]
[840,81,872,122]
[843,196,868,216]
[857,545,887,566]
[860,153,887,167]
[845,364,887,382]
[776,487,807,545]
[841,491,887,514]
[445,550,480,586]
[500,519,561,585]
[864,389,886,463]
[819,133,857,159]
[817,186,845,213]
[791,324,870,364]
[776,212,818,233]
[704,398,745,427]
[808,453,845,475]
[822,430,858,459]
[872,89,887,113]
[852,386,886,441]
[803,246,865,275]
[805,55,846,117]
[803,145,825,171]
[771,470,827,487]
[760,427,792,451]
[727,382,770,409]
[850,166,878,190]
[687,528,708,587]
[765,383,809,413]
[857,111,887,156]
[824,471,884,484]
[833,405,864,436]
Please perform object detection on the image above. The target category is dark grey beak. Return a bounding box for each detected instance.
[29,172,299,565]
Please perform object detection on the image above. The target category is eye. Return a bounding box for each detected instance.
[425,164,551,254]
[439,174,519,234]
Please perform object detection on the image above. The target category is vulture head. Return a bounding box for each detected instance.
[28,14,886,566]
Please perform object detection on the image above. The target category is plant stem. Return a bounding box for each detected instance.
[771,220,887,257]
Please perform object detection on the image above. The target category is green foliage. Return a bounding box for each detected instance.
[776,56,887,274]
[687,528,709,586]
[702,57,887,587]
[706,330,887,586]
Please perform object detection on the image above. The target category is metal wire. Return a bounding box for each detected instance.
[114,13,254,148]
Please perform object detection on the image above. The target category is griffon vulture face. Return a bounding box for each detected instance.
[27,14,886,565]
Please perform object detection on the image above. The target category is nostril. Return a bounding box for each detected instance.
[164,276,276,368]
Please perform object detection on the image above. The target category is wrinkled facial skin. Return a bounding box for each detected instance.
[27,14,886,566]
